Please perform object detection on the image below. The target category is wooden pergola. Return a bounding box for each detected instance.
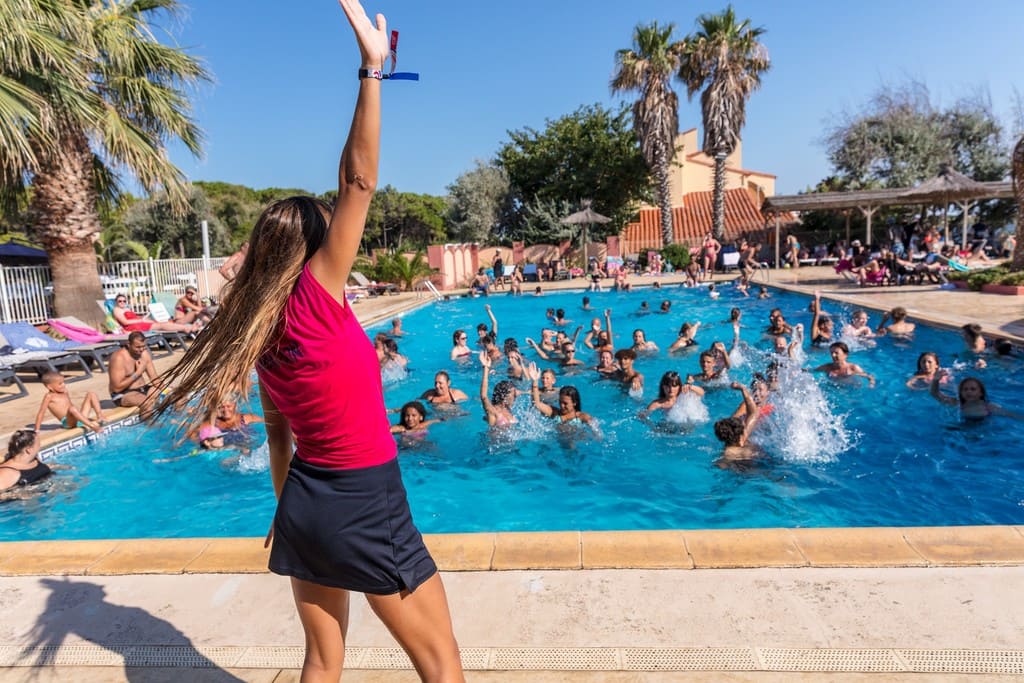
[762,181,1013,267]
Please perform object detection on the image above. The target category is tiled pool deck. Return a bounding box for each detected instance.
[1,266,1022,680]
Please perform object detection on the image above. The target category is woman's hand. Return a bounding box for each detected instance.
[338,0,389,69]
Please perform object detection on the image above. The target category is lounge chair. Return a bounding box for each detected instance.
[0,324,93,382]
[0,368,29,403]
[350,270,399,295]
[522,264,539,282]
[93,301,177,357]
[721,251,741,272]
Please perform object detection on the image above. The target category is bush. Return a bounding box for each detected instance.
[952,266,1024,290]
[660,242,692,270]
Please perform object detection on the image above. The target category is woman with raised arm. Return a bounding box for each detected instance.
[154,3,463,680]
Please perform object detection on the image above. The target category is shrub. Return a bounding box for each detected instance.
[956,266,1024,290]
[660,242,692,270]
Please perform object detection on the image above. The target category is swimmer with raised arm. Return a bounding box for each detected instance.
[714,382,764,462]
[668,322,700,352]
[479,350,517,427]
[876,307,915,338]
[525,363,594,425]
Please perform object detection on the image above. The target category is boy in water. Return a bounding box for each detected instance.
[34,371,105,433]
[614,348,644,392]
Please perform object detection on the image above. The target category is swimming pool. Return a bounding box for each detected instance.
[3,284,1023,541]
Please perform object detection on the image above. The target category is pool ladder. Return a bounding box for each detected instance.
[418,279,443,300]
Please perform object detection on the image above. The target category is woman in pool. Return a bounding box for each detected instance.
[906,352,946,389]
[525,363,593,426]
[961,323,987,354]
[876,307,915,338]
[731,373,774,420]
[930,372,1024,421]
[503,337,526,380]
[765,308,793,337]
[0,430,52,492]
[420,371,469,406]
[644,371,705,415]
[152,4,463,679]
[810,292,834,347]
[211,399,264,448]
[391,401,441,435]
[450,328,472,361]
[813,341,875,387]
[668,322,701,353]
[583,310,613,351]
[841,309,875,340]
[479,351,517,427]
[630,329,658,354]
[593,348,620,379]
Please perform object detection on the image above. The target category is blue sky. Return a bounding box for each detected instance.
[164,0,1023,198]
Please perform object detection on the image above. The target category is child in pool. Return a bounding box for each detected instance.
[929,373,1024,421]
[668,322,700,352]
[813,341,875,387]
[614,348,644,393]
[34,371,105,434]
[391,401,442,434]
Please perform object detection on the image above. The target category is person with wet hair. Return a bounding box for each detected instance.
[0,430,53,491]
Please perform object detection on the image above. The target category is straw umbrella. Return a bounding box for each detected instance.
[560,200,611,266]
[898,163,991,248]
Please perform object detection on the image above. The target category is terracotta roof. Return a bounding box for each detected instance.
[622,188,793,251]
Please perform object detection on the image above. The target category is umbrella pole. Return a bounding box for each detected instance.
[943,204,949,244]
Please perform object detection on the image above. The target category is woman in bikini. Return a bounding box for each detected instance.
[450,329,472,361]
[174,286,210,325]
[701,232,721,281]
[668,322,701,353]
[0,430,53,492]
[420,371,468,406]
[630,329,658,354]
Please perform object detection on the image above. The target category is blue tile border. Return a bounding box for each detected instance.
[38,414,140,461]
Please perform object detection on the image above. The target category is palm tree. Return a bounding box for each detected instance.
[1,0,208,324]
[612,22,685,246]
[375,251,437,292]
[679,6,770,241]
[1013,134,1024,271]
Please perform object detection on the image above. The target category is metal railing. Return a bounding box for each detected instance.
[0,256,226,324]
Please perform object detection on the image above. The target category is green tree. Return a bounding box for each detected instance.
[364,186,446,252]
[679,6,770,240]
[496,104,650,242]
[122,186,230,258]
[611,22,685,245]
[1013,134,1024,271]
[1,0,209,324]
[446,161,514,243]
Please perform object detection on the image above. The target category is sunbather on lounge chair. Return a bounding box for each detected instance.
[112,294,199,334]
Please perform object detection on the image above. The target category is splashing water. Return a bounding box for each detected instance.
[381,362,409,385]
[757,365,855,463]
[664,392,710,429]
[235,442,270,473]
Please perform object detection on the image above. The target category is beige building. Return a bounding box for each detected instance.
[667,128,776,206]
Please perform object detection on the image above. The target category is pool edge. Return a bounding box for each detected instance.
[2,526,1022,575]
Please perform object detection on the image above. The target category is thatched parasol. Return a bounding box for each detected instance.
[898,163,991,246]
[560,200,611,264]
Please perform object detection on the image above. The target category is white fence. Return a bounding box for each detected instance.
[0,256,227,324]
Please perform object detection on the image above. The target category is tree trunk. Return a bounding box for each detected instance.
[712,152,727,241]
[1012,135,1024,271]
[655,145,674,246]
[28,124,106,326]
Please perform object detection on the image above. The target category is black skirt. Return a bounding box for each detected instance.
[269,456,437,595]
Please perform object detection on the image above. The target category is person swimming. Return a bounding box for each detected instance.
[643,371,705,415]
[420,370,469,405]
[391,401,441,435]
[525,363,594,427]
[906,351,946,390]
[929,373,1024,421]
[479,351,518,427]
[714,382,764,463]
[812,341,875,387]
[668,322,700,353]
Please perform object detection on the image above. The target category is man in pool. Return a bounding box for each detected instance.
[108,331,161,417]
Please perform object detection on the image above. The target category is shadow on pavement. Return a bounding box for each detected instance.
[20,577,246,682]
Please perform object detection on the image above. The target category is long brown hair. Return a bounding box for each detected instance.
[154,196,331,428]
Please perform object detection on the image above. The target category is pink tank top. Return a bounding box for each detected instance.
[257,263,396,470]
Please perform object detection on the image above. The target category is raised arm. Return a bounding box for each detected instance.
[308,0,389,300]
[604,309,613,344]
[524,338,551,360]
[930,371,957,406]
[811,291,822,335]
[526,363,555,417]
[732,382,760,446]
[485,304,498,337]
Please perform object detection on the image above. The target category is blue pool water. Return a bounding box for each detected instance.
[3,284,1023,541]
